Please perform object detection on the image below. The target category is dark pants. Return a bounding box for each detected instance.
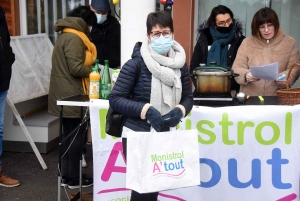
[61,118,85,180]
[122,138,159,201]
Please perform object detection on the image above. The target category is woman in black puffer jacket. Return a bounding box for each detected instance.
[109,11,193,201]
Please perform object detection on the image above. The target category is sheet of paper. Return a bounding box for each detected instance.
[250,62,278,80]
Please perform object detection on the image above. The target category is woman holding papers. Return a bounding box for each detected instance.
[232,7,300,96]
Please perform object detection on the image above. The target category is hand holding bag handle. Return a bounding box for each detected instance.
[163,108,183,127]
[146,106,164,132]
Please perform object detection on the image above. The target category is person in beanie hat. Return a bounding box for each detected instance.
[90,0,121,69]
[0,6,20,187]
[91,0,111,16]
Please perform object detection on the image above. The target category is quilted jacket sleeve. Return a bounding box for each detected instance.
[179,63,194,116]
[109,59,146,117]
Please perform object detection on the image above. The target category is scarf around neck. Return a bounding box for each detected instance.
[63,28,97,66]
[63,28,97,95]
[140,39,186,116]
[207,26,235,66]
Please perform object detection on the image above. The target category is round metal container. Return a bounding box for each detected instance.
[192,62,237,94]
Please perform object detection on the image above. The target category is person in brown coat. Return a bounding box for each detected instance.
[48,6,96,189]
[232,7,300,96]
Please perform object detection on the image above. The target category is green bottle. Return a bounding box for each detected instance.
[100,60,112,99]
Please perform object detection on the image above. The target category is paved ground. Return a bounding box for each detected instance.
[0,144,94,201]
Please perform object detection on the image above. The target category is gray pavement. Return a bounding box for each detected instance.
[0,144,93,201]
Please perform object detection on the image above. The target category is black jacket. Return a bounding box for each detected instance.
[0,6,15,91]
[89,14,120,68]
[109,42,193,131]
[190,19,245,91]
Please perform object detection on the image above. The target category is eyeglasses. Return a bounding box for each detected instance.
[150,30,172,39]
[259,23,274,31]
[216,18,232,27]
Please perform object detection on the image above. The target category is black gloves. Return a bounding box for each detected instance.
[145,107,183,131]
[163,108,183,127]
[146,107,164,132]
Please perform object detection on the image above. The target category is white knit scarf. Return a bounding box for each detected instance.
[140,39,186,116]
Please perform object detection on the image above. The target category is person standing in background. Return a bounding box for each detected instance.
[90,0,121,69]
[232,7,300,96]
[48,6,96,189]
[0,6,20,187]
[190,5,245,94]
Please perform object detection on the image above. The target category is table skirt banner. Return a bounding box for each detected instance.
[90,99,300,201]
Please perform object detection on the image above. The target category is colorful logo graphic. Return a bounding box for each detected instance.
[98,142,186,200]
[151,151,186,177]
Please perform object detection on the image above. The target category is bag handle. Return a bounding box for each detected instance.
[150,127,176,132]
[132,42,142,84]
[132,57,141,84]
[285,63,300,89]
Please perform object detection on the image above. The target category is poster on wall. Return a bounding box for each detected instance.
[90,99,300,201]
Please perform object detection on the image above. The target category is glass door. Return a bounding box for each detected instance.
[23,0,89,43]
[271,0,300,48]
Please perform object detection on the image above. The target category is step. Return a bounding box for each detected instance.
[13,109,59,127]
[3,104,60,153]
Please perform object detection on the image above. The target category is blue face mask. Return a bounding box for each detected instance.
[96,13,107,24]
[151,36,174,55]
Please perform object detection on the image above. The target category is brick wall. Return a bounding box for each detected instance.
[0,0,20,36]
[173,0,195,67]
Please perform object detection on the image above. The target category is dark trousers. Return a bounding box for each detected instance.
[122,138,159,201]
[61,118,85,179]
[82,122,90,155]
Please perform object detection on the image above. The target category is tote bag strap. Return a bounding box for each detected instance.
[132,57,141,84]
[132,41,142,84]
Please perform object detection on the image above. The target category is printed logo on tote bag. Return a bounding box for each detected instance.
[151,150,186,177]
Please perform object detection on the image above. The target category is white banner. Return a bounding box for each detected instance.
[90,99,300,201]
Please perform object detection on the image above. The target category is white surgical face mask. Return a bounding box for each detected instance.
[151,36,173,55]
[96,13,107,24]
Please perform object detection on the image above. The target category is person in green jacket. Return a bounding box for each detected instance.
[48,6,96,189]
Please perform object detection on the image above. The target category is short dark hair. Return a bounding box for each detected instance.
[146,11,174,35]
[207,5,234,27]
[251,7,280,39]
[67,5,96,26]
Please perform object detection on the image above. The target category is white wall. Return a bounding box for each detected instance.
[121,0,156,67]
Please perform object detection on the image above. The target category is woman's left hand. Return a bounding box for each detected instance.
[275,80,286,88]
[163,108,183,127]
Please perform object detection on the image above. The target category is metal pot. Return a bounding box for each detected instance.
[192,62,239,94]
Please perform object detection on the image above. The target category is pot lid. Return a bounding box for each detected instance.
[194,61,231,72]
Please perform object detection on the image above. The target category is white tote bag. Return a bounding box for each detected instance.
[126,129,200,193]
